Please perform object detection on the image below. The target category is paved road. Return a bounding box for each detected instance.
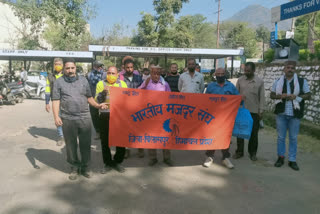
[0,100,319,214]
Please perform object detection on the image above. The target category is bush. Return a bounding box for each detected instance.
[299,49,310,61]
[264,48,275,63]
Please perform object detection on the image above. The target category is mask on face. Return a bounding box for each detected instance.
[54,65,63,72]
[216,76,226,84]
[107,75,117,84]
[64,75,77,83]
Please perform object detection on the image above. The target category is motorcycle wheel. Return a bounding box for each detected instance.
[16,95,24,103]
[10,100,16,105]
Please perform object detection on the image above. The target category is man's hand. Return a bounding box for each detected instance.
[98,103,109,110]
[286,94,296,100]
[280,93,288,99]
[45,104,50,113]
[54,116,63,127]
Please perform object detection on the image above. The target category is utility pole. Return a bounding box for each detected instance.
[290,0,296,37]
[216,0,221,49]
[215,0,222,68]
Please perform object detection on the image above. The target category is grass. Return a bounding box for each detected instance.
[263,124,320,156]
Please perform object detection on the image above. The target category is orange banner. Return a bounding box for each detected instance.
[109,87,241,150]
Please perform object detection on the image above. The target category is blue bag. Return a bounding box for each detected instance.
[232,105,253,140]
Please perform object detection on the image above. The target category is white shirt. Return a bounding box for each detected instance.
[178,71,204,93]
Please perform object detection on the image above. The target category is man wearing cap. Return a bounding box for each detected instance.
[52,58,107,180]
[87,60,106,139]
[139,65,173,166]
[45,58,64,146]
[178,58,204,93]
[270,60,311,171]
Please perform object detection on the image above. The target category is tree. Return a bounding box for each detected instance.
[132,0,189,47]
[4,0,93,50]
[171,14,216,48]
[221,22,258,58]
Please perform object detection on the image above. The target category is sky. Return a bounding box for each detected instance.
[89,0,289,37]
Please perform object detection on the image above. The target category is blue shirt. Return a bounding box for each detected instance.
[206,81,239,95]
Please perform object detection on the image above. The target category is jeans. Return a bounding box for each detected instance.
[236,113,260,156]
[57,126,63,137]
[62,118,92,168]
[276,114,300,162]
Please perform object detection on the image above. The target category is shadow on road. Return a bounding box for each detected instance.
[25,148,69,173]
[28,126,59,141]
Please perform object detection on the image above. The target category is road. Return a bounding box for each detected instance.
[0,100,319,214]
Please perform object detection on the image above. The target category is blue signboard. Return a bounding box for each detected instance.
[280,0,320,21]
[270,31,276,48]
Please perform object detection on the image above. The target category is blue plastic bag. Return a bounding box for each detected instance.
[232,106,253,140]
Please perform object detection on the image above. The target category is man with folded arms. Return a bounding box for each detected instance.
[270,60,311,171]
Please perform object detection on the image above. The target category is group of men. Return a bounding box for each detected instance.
[45,56,311,180]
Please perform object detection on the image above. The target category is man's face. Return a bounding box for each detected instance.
[124,63,134,75]
[215,68,225,77]
[143,70,150,76]
[187,60,196,72]
[195,65,200,72]
[150,68,161,82]
[107,67,118,78]
[284,64,296,78]
[244,65,254,78]
[64,62,76,77]
[170,64,178,74]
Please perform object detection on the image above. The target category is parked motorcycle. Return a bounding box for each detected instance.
[7,81,26,103]
[24,78,46,100]
[0,79,16,105]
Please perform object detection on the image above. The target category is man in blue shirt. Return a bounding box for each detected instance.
[203,68,239,169]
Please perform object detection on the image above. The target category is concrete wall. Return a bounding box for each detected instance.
[255,63,320,124]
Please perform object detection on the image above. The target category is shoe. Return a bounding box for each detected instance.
[288,161,300,171]
[56,137,64,146]
[250,155,258,161]
[124,149,130,159]
[68,168,78,180]
[222,158,234,169]
[148,158,158,166]
[274,156,284,167]
[163,158,174,167]
[203,157,213,168]
[80,167,92,178]
[113,163,125,173]
[232,153,244,159]
[100,165,112,174]
[138,149,144,158]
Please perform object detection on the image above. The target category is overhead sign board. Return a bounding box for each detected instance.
[89,45,243,59]
[0,50,93,62]
[272,0,320,22]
